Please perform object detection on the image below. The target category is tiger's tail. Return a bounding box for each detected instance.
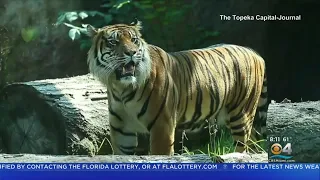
[253,70,269,141]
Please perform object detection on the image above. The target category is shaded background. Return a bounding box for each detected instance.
[0,0,319,102]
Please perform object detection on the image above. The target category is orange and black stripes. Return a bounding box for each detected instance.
[157,44,268,152]
[86,22,269,155]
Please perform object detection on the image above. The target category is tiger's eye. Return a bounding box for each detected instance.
[131,37,139,45]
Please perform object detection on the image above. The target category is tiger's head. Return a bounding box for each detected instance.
[86,20,151,88]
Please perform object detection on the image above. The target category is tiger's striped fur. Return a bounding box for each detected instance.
[86,21,269,155]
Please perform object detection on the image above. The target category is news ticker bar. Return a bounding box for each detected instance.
[0,163,319,171]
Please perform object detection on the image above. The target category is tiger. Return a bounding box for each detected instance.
[86,20,269,155]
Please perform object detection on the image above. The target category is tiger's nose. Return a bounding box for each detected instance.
[124,50,137,56]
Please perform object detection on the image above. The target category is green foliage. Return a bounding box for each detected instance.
[185,127,267,158]
[56,0,220,51]
[21,27,39,42]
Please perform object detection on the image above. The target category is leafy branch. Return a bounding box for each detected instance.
[56,0,220,51]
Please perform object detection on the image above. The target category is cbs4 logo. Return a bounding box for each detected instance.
[271,143,292,155]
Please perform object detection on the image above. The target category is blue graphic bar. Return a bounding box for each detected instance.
[0,163,319,179]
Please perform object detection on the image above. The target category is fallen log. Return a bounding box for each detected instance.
[0,153,268,163]
[0,154,212,163]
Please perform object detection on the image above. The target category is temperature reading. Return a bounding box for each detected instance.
[282,137,291,142]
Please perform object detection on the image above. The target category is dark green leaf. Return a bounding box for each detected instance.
[65,12,78,22]
[56,14,66,25]
[68,28,81,41]
[87,11,97,16]
[95,12,107,17]
[78,12,89,19]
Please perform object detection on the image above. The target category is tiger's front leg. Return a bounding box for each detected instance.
[149,113,176,155]
[109,116,138,155]
[148,72,178,155]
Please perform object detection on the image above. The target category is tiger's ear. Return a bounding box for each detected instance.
[130,18,142,30]
[86,24,98,37]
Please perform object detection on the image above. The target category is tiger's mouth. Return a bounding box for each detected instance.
[115,61,136,79]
